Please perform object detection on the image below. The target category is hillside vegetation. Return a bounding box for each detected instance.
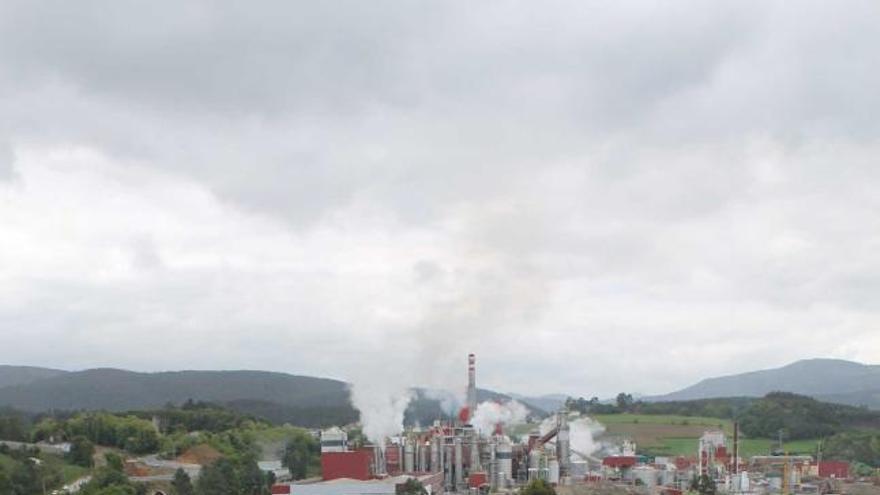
[593,414,822,458]
[577,392,880,465]
[0,402,321,494]
[572,392,880,440]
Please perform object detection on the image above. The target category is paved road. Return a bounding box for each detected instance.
[131,454,201,481]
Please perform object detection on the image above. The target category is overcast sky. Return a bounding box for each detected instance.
[1,1,879,398]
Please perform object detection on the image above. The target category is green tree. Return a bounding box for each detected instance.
[0,415,28,442]
[522,479,556,495]
[690,474,717,495]
[68,435,97,467]
[0,465,12,494]
[616,393,635,412]
[196,458,240,495]
[399,478,427,495]
[9,459,40,495]
[105,452,125,472]
[851,462,874,477]
[172,468,195,495]
[282,433,319,480]
[238,456,269,495]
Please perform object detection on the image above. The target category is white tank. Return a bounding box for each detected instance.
[430,437,440,473]
[530,449,543,470]
[418,442,427,472]
[404,440,415,473]
[470,433,481,471]
[445,444,453,488]
[454,437,464,488]
[556,414,570,477]
[496,436,513,488]
[738,471,750,492]
[633,466,657,487]
[320,427,348,453]
[549,459,560,484]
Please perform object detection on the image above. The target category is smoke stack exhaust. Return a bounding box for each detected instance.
[467,353,477,423]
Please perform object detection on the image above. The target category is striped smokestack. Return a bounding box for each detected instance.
[467,353,477,423]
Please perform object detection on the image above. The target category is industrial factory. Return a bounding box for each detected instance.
[271,354,862,495]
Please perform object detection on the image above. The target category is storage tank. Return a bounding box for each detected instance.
[430,437,440,473]
[454,437,464,488]
[470,432,481,472]
[418,442,427,472]
[632,466,657,488]
[404,439,415,473]
[496,436,513,488]
[556,414,570,477]
[445,444,453,488]
[321,427,348,453]
[530,449,543,471]
[549,459,560,484]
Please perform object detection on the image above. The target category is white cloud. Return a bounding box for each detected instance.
[0,1,879,399]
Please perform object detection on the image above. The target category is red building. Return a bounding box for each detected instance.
[818,461,849,479]
[469,472,488,488]
[674,456,694,470]
[603,456,639,469]
[321,450,373,481]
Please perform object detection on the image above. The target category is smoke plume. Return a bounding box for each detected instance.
[539,414,604,460]
[349,380,413,446]
[348,204,552,443]
[569,417,604,458]
[470,400,529,435]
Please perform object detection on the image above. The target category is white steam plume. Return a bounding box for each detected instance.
[471,400,529,434]
[569,417,604,458]
[539,415,604,460]
[348,204,552,444]
[349,379,413,445]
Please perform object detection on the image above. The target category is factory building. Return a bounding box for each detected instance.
[271,474,444,495]
[270,354,589,495]
[269,354,867,495]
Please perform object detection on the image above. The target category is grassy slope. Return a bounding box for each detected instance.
[592,413,821,458]
[0,453,15,471]
[60,463,90,483]
[0,452,90,485]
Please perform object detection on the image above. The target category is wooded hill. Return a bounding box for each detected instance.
[0,366,544,428]
[647,359,880,409]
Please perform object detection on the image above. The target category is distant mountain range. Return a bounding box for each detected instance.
[0,366,546,427]
[648,358,880,409]
[4,358,876,427]
[0,365,67,389]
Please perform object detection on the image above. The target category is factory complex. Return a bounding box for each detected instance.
[271,355,863,495]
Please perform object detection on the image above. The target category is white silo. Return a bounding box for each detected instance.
[496,436,513,487]
[549,458,560,484]
[404,439,415,473]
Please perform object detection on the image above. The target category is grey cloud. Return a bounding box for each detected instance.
[1,1,880,396]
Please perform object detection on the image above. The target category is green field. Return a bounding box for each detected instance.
[593,414,732,429]
[650,437,820,457]
[590,413,820,458]
[0,453,15,471]
[61,463,89,483]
